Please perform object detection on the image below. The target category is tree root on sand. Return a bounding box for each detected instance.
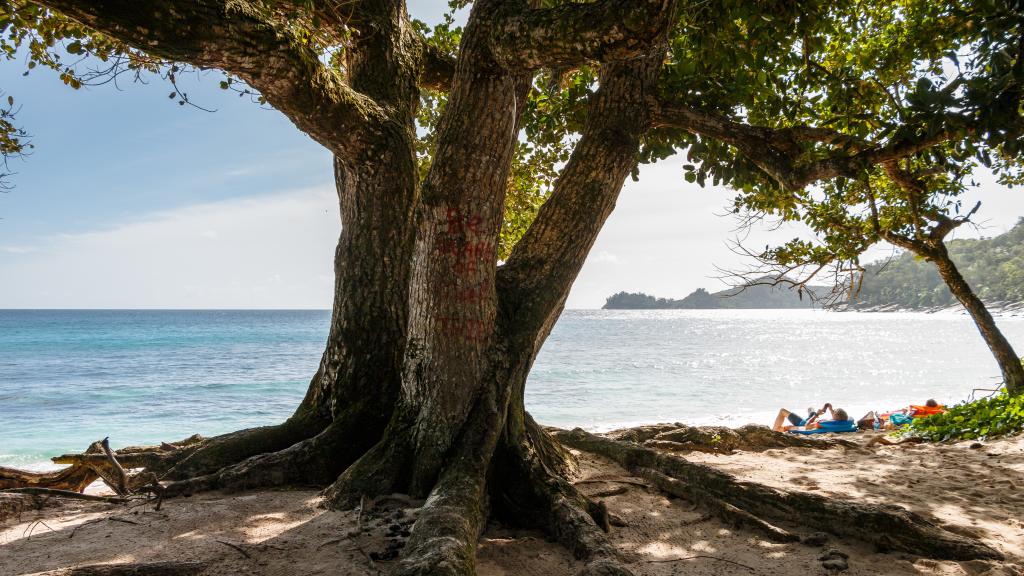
[604,423,854,454]
[554,427,1003,561]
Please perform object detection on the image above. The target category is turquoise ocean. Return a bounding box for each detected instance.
[3,309,1023,470]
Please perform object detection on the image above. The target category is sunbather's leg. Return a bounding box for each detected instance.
[772,409,792,432]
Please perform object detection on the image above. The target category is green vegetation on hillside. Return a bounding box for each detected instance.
[607,218,1024,311]
[852,218,1024,309]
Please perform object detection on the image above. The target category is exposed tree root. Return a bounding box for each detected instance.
[0,487,129,504]
[540,484,634,576]
[634,467,797,543]
[392,469,486,576]
[38,414,327,485]
[158,413,328,480]
[392,372,515,576]
[322,428,414,509]
[555,428,1003,561]
[605,423,853,453]
[163,414,380,498]
[24,561,207,576]
[389,474,485,574]
[1,462,100,493]
[492,413,634,575]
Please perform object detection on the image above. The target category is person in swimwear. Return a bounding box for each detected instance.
[772,403,849,432]
[880,398,945,428]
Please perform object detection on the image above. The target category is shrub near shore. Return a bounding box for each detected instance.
[910,388,1024,442]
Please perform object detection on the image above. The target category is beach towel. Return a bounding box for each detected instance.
[788,419,858,434]
[888,412,914,427]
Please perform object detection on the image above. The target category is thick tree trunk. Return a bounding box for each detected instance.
[323,0,531,507]
[931,243,1024,395]
[159,145,419,482]
[156,2,425,483]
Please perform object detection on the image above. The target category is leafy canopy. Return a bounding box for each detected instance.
[1,0,1021,259]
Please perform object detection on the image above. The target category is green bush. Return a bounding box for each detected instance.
[909,390,1024,441]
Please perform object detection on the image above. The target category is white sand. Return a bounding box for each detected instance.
[2,433,1022,575]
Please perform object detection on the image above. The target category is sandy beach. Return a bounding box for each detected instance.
[2,430,1022,576]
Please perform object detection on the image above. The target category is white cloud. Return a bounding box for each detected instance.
[0,187,339,308]
[590,250,619,264]
[1,157,1020,310]
[1,245,37,254]
[563,157,1024,309]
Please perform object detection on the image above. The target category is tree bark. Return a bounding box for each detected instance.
[930,243,1024,395]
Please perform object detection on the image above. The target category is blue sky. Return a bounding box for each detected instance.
[1,1,1021,308]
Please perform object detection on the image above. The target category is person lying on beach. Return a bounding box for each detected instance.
[880,399,946,428]
[772,403,849,432]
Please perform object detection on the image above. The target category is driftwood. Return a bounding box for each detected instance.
[0,442,107,493]
[100,438,129,496]
[555,428,1003,561]
[0,488,128,504]
[0,436,201,500]
[23,561,207,576]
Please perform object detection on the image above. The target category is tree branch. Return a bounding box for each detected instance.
[418,40,456,91]
[497,51,664,341]
[654,101,968,191]
[930,200,982,240]
[489,0,676,69]
[879,160,983,246]
[35,0,389,157]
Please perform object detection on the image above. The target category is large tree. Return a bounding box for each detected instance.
[1,0,1018,574]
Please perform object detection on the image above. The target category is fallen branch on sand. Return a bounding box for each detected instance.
[215,539,253,559]
[554,427,1003,561]
[605,423,856,454]
[0,437,193,507]
[0,488,128,504]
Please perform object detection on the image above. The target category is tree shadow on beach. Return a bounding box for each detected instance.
[2,435,1022,576]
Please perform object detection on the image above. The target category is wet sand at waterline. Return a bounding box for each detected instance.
[3,432,1022,576]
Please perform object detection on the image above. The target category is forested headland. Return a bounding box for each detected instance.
[603,282,823,309]
[606,218,1024,311]
[848,218,1024,310]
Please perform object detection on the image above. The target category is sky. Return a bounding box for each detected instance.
[1,1,1022,309]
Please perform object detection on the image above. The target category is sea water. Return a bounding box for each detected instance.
[2,309,1022,469]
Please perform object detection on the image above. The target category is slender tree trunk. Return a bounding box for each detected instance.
[931,243,1024,395]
